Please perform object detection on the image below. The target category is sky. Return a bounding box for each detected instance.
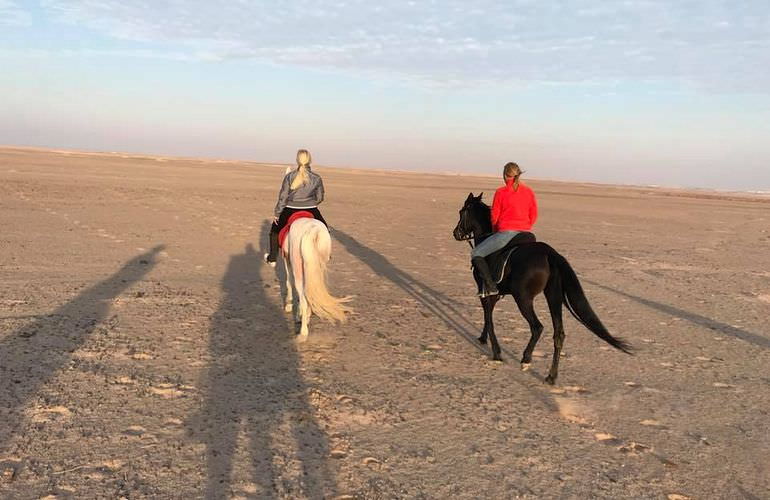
[1,1,769,190]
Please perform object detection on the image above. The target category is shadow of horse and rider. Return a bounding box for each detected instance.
[0,245,166,451]
[0,230,338,498]
[200,223,337,498]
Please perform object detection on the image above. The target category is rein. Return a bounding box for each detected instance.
[460,230,492,248]
[463,230,492,251]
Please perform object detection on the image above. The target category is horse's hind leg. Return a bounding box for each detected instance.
[298,293,310,340]
[289,245,310,341]
[544,279,565,385]
[283,255,293,313]
[478,295,500,345]
[294,278,310,341]
[514,293,544,371]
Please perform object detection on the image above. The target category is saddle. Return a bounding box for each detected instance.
[481,231,537,284]
[278,211,314,249]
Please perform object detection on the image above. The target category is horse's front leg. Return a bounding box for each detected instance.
[282,253,293,313]
[480,296,502,360]
[478,294,497,344]
[478,295,489,344]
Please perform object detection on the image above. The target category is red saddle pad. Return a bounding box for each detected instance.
[278,211,315,249]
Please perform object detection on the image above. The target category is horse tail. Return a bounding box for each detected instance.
[300,222,351,323]
[545,245,632,354]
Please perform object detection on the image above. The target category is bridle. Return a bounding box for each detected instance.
[456,199,492,268]
[456,207,492,248]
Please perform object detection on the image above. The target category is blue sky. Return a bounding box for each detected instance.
[2,1,769,190]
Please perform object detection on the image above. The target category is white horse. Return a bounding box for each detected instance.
[281,217,350,341]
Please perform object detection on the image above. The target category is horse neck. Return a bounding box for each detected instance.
[472,205,492,245]
[473,230,491,246]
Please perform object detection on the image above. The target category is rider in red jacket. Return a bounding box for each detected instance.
[472,162,538,296]
[491,177,538,232]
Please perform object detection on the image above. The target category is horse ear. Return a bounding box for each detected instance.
[466,192,474,201]
[476,192,484,201]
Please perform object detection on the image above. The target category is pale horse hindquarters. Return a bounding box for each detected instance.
[281,218,351,340]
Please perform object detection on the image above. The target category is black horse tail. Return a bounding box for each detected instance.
[545,245,633,354]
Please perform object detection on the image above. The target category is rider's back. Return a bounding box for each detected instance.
[491,181,537,232]
[280,168,324,210]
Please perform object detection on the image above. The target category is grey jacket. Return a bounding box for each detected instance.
[274,167,325,217]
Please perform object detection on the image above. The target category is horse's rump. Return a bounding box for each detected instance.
[287,219,351,324]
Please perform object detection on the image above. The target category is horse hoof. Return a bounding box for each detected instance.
[295,333,308,343]
[544,375,556,385]
[477,336,487,344]
[521,363,531,372]
[492,354,503,362]
[285,305,293,313]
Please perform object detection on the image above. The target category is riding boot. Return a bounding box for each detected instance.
[471,256,499,296]
[264,224,279,266]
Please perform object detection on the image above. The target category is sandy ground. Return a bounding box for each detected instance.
[1,146,769,499]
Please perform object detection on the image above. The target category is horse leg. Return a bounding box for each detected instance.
[514,293,544,372]
[298,291,310,340]
[478,296,488,344]
[282,253,293,313]
[289,244,310,341]
[478,295,499,345]
[483,297,503,361]
[294,275,310,341]
[544,279,565,385]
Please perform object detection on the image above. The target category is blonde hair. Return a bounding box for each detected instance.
[503,162,522,190]
[290,149,312,190]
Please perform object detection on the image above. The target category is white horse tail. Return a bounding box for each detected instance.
[300,223,351,322]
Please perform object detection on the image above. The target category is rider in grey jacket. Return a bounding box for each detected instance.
[273,167,325,217]
[265,149,327,265]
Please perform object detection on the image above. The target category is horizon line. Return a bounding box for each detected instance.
[2,143,769,202]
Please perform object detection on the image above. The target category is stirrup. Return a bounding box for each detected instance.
[263,253,276,268]
[477,286,499,298]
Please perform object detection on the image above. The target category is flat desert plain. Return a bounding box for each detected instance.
[1,147,769,499]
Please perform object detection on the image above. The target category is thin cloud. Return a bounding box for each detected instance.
[39,1,770,90]
[0,0,30,26]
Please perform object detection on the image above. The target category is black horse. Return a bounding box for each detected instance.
[453,193,632,384]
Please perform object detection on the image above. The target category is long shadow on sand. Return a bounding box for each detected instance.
[332,229,557,408]
[586,280,770,350]
[0,246,164,451]
[200,225,335,499]
[332,229,490,356]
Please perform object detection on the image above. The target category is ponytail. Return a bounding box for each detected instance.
[290,149,312,190]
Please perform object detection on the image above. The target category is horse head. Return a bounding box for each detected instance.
[453,192,489,241]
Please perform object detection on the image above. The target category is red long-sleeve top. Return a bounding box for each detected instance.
[491,180,538,232]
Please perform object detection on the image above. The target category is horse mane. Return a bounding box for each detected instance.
[471,197,493,234]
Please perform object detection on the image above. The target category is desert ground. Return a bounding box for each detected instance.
[1,146,768,499]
